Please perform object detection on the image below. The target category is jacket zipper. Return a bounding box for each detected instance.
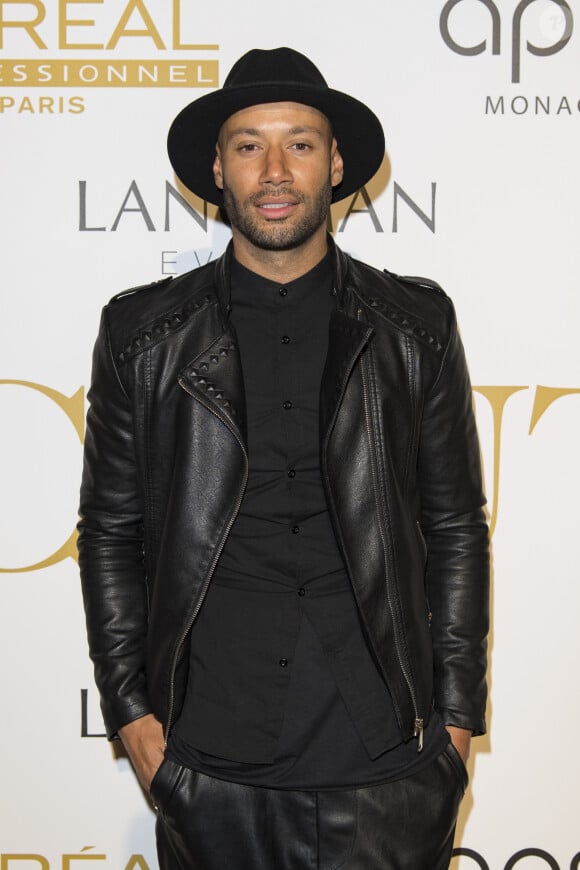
[164,378,248,744]
[357,309,424,751]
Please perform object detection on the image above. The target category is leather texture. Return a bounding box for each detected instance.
[78,239,490,742]
[152,743,466,869]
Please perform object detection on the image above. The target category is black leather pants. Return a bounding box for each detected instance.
[152,742,468,870]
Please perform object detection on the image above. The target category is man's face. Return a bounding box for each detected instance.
[213,102,344,252]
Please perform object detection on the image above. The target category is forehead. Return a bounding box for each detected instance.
[219,101,332,140]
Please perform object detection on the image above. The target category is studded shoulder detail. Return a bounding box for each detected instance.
[358,289,444,355]
[116,293,215,365]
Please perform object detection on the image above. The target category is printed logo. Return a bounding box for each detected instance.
[452,847,580,868]
[440,0,573,83]
[0,1,219,113]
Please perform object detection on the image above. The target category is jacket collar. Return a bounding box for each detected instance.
[180,235,372,450]
[213,234,351,319]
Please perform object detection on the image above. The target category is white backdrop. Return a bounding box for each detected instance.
[1,2,579,868]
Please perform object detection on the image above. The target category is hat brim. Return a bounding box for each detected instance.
[167,83,385,205]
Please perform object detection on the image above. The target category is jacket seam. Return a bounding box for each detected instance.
[402,335,416,501]
[103,307,131,401]
[362,343,415,722]
[143,348,154,602]
[428,302,456,396]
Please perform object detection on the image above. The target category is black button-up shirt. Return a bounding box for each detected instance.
[170,251,447,788]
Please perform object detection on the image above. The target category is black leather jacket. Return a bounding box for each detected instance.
[78,241,489,744]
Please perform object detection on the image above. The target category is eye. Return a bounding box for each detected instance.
[237,143,260,152]
[291,142,311,151]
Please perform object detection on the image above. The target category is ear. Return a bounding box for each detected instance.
[330,139,344,188]
[213,144,224,190]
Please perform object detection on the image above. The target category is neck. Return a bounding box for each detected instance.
[231,226,329,283]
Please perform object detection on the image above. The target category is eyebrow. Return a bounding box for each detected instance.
[226,127,261,139]
[225,125,327,142]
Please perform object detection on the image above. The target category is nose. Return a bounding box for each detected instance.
[260,145,293,186]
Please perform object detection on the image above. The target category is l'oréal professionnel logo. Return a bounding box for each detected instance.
[440,0,573,84]
[0,0,219,88]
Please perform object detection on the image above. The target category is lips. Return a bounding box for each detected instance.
[255,198,299,219]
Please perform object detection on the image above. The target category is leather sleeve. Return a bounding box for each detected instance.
[77,307,152,739]
[418,302,490,735]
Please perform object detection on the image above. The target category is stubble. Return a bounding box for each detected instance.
[222,181,332,252]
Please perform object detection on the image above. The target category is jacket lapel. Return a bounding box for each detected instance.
[178,316,247,449]
[320,308,374,447]
[177,240,369,452]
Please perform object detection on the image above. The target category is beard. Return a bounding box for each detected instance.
[221,179,332,251]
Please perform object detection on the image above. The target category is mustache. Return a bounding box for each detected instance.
[247,189,306,205]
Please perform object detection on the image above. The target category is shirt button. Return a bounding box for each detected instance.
[287,468,296,478]
[281,335,291,344]
[279,658,288,668]
[298,588,306,597]
[291,525,300,534]
[279,287,288,297]
[283,400,292,410]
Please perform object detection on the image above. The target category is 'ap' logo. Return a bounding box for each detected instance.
[440,0,573,83]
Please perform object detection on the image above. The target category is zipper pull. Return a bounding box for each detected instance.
[414,718,424,752]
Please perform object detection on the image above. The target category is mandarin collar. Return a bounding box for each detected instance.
[214,235,348,319]
[230,249,333,308]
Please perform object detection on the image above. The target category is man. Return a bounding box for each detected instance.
[78,47,489,869]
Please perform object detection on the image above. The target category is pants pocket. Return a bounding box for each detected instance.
[150,758,185,817]
[443,740,469,793]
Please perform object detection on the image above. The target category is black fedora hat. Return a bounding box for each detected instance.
[167,47,385,205]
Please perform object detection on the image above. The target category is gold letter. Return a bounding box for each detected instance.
[1,858,49,870]
[123,857,152,870]
[472,386,528,537]
[529,385,580,434]
[106,0,165,49]
[0,0,47,49]
[171,0,218,50]
[0,380,84,572]
[62,847,106,869]
[59,0,104,49]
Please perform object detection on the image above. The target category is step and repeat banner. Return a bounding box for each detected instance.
[1,1,579,867]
